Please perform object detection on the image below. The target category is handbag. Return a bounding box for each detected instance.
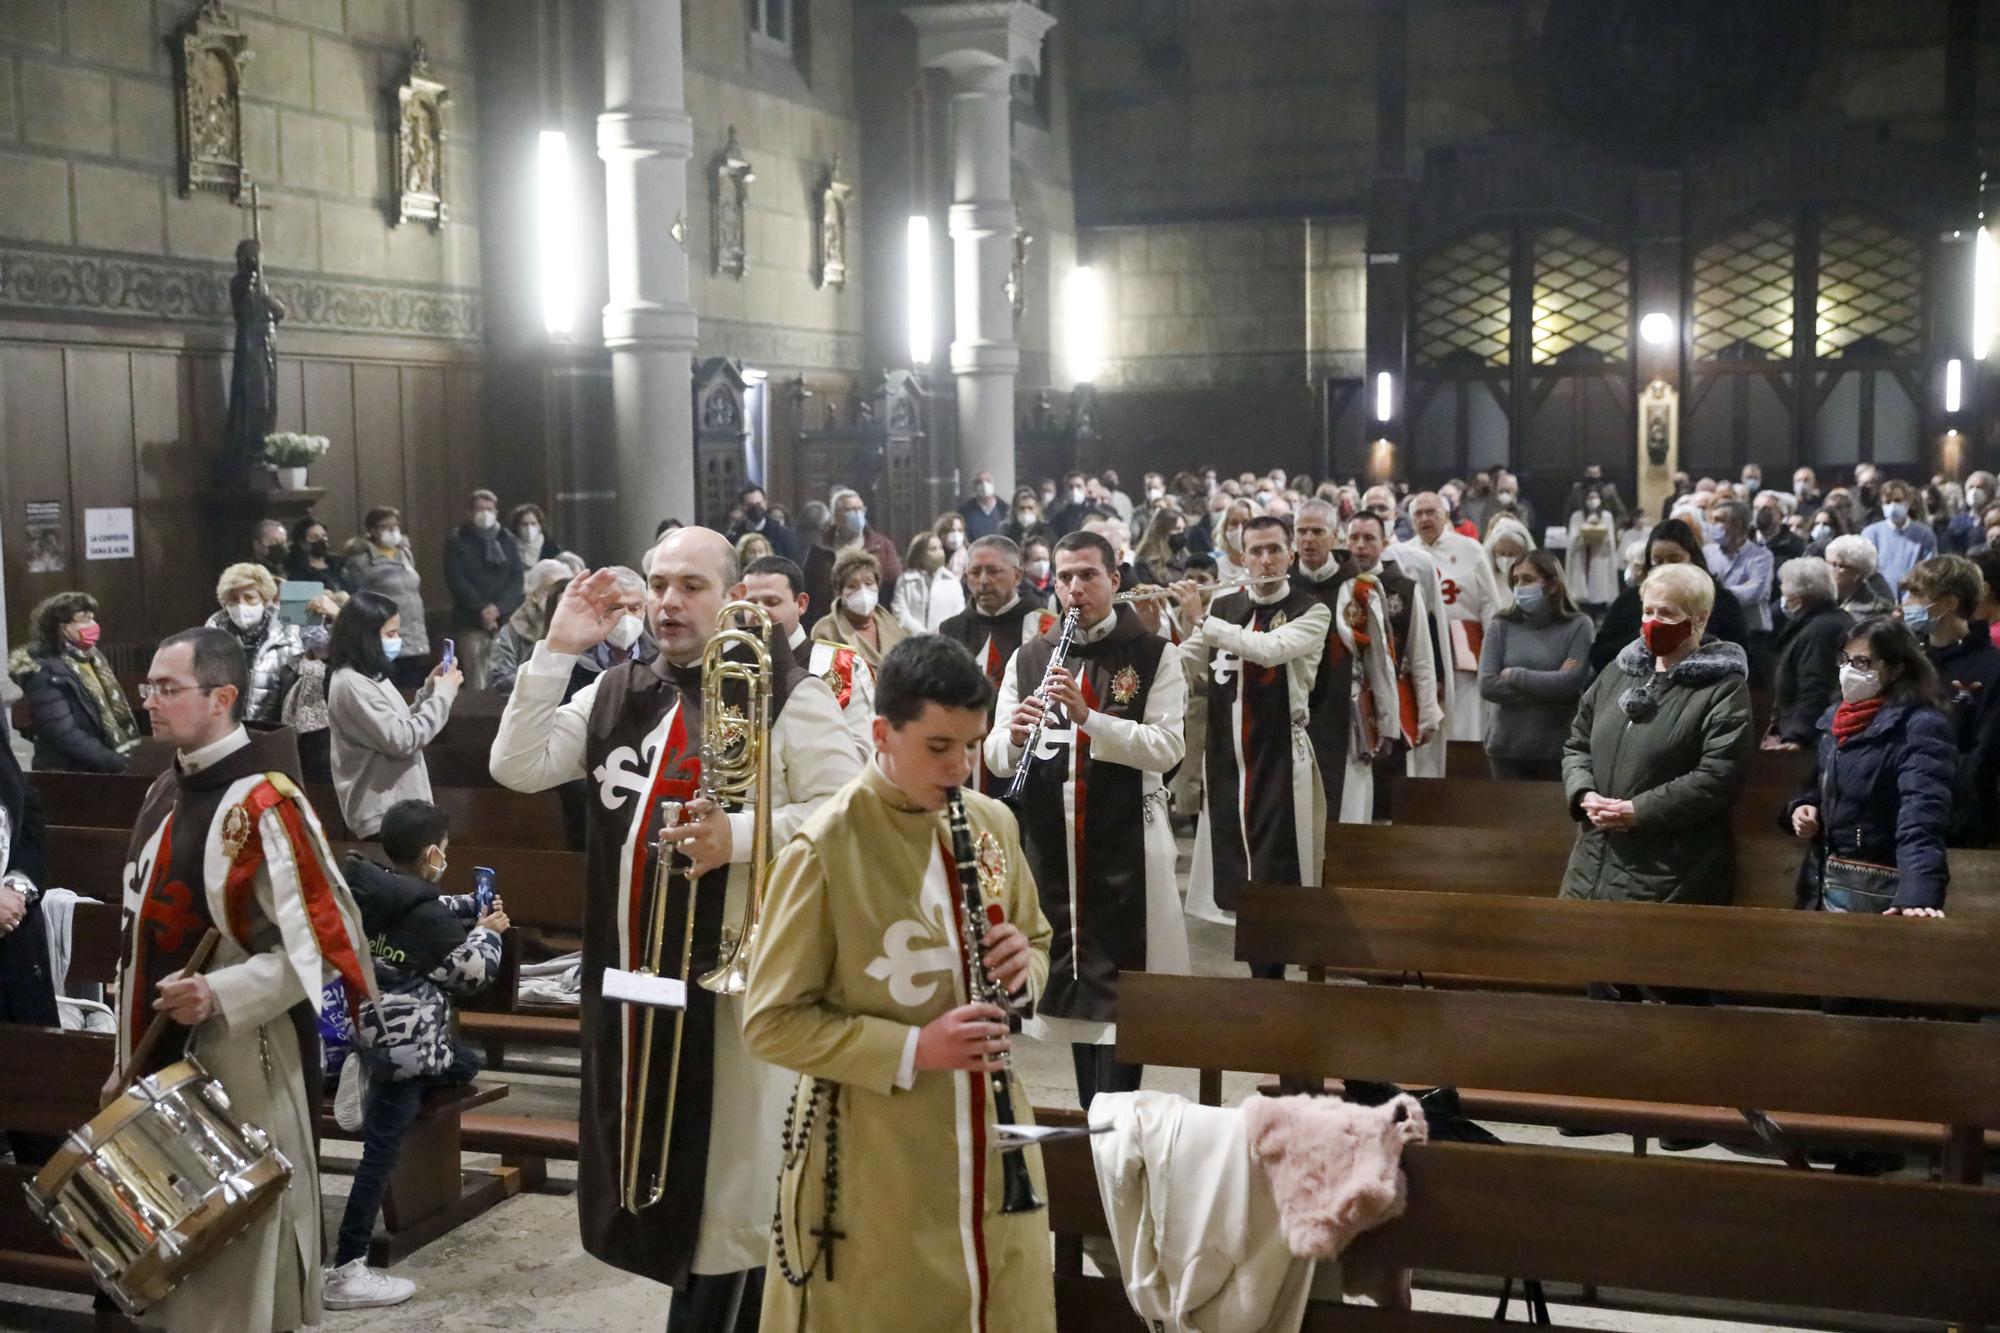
[1815,757,1898,914]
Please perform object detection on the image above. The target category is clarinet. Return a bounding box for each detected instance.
[1003,607,1082,802]
[944,789,1044,1215]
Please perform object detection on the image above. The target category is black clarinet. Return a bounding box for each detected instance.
[1003,607,1081,802]
[944,790,1043,1215]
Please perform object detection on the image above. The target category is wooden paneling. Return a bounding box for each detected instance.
[1,327,501,652]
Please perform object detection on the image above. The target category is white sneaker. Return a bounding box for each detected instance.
[323,1258,416,1310]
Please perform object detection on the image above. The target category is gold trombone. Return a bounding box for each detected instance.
[1112,575,1269,605]
[620,600,777,1213]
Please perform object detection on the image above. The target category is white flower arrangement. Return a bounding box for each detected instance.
[261,432,332,467]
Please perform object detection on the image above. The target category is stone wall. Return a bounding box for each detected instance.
[0,0,481,340]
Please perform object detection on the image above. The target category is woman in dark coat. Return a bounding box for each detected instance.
[1561,563,1755,905]
[1765,556,1852,749]
[1787,617,1955,915]
[5,592,140,773]
[1589,519,1750,672]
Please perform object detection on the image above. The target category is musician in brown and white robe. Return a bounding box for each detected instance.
[117,627,375,1333]
[941,535,1058,797]
[745,635,1056,1333]
[1176,517,1332,978]
[739,554,874,763]
[982,531,1187,1108]
[489,528,859,1333]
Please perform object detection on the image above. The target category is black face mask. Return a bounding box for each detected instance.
[1168,532,1187,552]
[743,504,766,525]
[308,539,328,558]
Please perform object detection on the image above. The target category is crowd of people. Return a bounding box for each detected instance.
[3,456,1996,1331]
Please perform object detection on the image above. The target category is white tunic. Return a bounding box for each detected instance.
[1405,530,1500,744]
[1385,543,1457,775]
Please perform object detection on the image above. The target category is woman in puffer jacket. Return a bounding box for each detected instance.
[1787,616,1956,916]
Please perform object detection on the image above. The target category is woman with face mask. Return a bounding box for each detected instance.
[509,503,567,571]
[7,591,139,773]
[1021,539,1056,606]
[1587,520,1752,673]
[326,591,463,840]
[282,590,349,782]
[932,512,971,580]
[1787,616,1952,919]
[285,515,352,593]
[1560,562,1754,906]
[1482,516,1537,609]
[343,505,432,688]
[812,549,906,668]
[1214,498,1255,583]
[893,531,968,635]
[1764,557,1853,752]
[1478,551,1593,781]
[205,562,305,723]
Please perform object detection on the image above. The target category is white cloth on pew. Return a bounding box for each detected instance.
[1089,1090,1315,1332]
[40,885,78,993]
[518,952,583,1007]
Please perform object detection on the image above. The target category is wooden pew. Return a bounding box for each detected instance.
[1397,777,1796,843]
[32,770,570,850]
[1439,740,1811,790]
[1322,822,2000,922]
[1037,895,2000,1329]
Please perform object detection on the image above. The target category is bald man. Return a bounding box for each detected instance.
[490,526,860,1333]
[1403,490,1502,747]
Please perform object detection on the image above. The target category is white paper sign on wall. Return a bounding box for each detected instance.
[84,507,135,561]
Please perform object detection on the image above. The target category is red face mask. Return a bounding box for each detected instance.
[1641,616,1694,657]
[70,622,101,651]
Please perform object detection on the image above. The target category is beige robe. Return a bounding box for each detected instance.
[744,762,1056,1333]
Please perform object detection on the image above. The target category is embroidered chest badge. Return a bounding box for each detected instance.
[820,665,845,695]
[973,829,1007,900]
[1344,598,1370,630]
[1268,611,1289,632]
[1386,592,1406,619]
[1111,664,1141,706]
[220,802,255,862]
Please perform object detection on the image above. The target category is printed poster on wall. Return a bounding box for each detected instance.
[84,507,136,561]
[24,501,63,573]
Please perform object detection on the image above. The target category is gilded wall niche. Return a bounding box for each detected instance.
[394,40,452,229]
[172,0,254,201]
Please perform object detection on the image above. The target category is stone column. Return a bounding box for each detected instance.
[907,1,1057,501]
[600,0,699,557]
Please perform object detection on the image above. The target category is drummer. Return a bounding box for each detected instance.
[116,626,375,1333]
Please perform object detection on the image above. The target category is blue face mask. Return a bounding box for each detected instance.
[1810,523,1832,545]
[1900,601,1931,634]
[1513,584,1546,613]
[1885,501,1909,524]
[381,634,404,661]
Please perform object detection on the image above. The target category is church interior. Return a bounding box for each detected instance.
[2,1,1999,1331]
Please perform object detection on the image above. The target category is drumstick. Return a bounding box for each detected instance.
[119,928,222,1091]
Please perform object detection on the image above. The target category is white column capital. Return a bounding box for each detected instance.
[596,107,694,161]
[905,1,1057,85]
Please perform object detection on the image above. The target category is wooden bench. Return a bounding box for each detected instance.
[315,1080,524,1265]
[32,771,569,849]
[1397,777,1797,842]
[1039,890,2000,1329]
[1439,740,1811,790]
[1323,821,2000,922]
[457,1112,581,1191]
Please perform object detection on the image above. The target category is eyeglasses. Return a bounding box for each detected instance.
[1835,654,1878,671]
[137,682,218,702]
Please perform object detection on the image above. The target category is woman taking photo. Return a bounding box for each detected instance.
[1786,616,1953,917]
[813,549,906,668]
[327,591,462,840]
[1478,551,1593,780]
[1561,563,1754,905]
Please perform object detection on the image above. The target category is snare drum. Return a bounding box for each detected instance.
[25,1057,292,1316]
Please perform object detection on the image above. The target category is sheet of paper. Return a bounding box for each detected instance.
[601,968,687,1011]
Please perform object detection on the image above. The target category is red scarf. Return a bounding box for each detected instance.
[1831,696,1886,746]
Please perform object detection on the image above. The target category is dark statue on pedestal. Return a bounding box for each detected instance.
[222,237,285,477]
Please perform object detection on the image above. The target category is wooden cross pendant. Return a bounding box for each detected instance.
[809,1220,846,1281]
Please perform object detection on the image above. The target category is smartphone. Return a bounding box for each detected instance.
[440,638,457,671]
[472,865,497,916]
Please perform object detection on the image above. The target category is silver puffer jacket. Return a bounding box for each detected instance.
[204,610,305,723]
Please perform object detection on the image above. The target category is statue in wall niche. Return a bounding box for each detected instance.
[712,127,754,279]
[1006,227,1033,324]
[223,239,286,475]
[815,157,853,290]
[394,39,451,228]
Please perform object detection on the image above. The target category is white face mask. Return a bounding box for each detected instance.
[1145,486,1164,501]
[1495,555,1518,577]
[376,528,403,548]
[1838,663,1883,703]
[1026,559,1051,579]
[944,530,964,551]
[977,481,996,499]
[1070,486,1086,506]
[473,509,498,530]
[1969,488,1989,510]
[843,586,879,620]
[229,601,265,630]
[519,522,541,543]
[606,613,644,650]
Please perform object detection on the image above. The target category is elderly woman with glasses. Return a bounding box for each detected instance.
[1824,534,1895,619]
[1765,557,1853,751]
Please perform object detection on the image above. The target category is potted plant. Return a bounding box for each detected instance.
[261,432,331,490]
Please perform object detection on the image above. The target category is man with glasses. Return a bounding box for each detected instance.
[121,626,376,1332]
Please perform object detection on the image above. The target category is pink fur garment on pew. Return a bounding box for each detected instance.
[1243,1094,1428,1260]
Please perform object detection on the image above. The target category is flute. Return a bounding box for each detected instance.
[1112,575,1270,604]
